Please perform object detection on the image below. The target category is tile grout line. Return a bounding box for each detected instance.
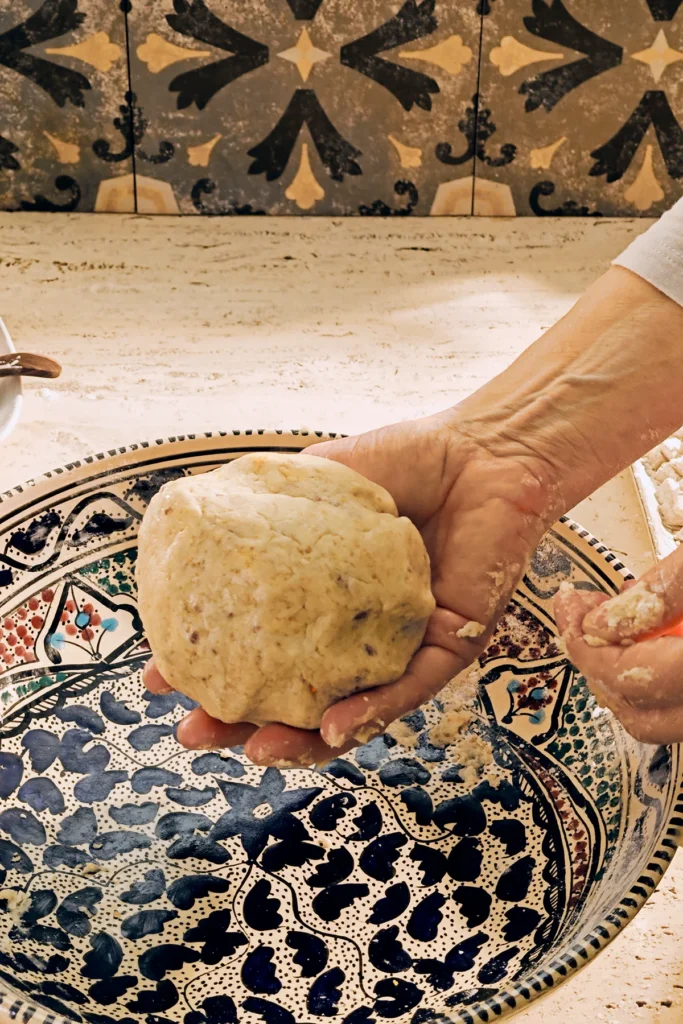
[470,2,487,216]
[122,0,138,214]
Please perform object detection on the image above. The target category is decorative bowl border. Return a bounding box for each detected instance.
[0,430,680,1024]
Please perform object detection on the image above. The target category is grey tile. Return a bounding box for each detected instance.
[126,0,481,214]
[0,0,133,212]
[475,0,683,216]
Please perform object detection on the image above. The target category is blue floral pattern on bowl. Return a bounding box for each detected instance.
[0,432,679,1024]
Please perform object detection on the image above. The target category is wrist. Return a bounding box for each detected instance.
[449,266,683,514]
[430,405,569,529]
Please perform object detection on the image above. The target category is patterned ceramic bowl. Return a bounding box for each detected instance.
[0,433,680,1024]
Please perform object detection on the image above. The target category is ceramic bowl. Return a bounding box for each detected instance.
[0,317,22,445]
[0,432,680,1024]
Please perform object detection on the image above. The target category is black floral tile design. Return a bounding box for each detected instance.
[6,1,680,216]
[123,0,481,215]
[0,0,134,212]
[475,0,683,216]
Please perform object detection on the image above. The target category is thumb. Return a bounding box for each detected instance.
[307,431,401,500]
[306,421,451,523]
[582,544,683,643]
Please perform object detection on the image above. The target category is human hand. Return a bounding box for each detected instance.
[554,545,683,744]
[144,411,559,766]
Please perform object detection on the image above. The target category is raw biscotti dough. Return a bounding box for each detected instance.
[136,452,435,729]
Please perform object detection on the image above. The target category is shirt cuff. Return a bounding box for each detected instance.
[613,197,683,308]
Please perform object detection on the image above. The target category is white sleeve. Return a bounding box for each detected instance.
[613,197,683,308]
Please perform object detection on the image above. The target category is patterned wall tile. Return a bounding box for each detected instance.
[475,0,683,216]
[124,0,481,215]
[0,0,134,213]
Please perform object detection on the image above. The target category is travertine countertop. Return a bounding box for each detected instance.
[0,213,680,1021]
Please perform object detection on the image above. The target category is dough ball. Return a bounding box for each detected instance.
[136,452,435,729]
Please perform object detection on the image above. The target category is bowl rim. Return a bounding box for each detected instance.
[0,315,23,446]
[0,429,680,1024]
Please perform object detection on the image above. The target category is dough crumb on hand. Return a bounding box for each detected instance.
[456,620,486,639]
[603,582,665,634]
[617,666,653,685]
[136,452,435,731]
[583,634,611,647]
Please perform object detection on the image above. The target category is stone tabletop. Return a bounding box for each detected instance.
[0,212,680,1021]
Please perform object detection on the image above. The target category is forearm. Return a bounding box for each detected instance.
[454,264,683,517]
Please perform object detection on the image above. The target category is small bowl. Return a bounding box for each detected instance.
[0,316,22,444]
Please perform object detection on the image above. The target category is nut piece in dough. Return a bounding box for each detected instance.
[136,452,436,730]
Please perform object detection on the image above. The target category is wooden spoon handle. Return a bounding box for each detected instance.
[0,352,62,379]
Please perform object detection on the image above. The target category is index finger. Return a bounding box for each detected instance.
[143,659,174,695]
